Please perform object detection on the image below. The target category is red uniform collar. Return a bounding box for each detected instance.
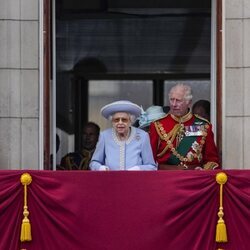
[170,110,192,123]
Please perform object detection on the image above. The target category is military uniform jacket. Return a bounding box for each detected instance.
[59,149,93,170]
[149,111,220,169]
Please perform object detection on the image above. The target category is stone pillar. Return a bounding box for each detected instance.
[224,0,250,169]
[0,0,39,169]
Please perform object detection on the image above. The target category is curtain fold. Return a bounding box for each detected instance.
[0,170,249,250]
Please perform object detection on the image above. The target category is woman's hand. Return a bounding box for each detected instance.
[99,165,109,171]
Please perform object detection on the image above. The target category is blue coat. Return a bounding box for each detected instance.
[90,127,156,171]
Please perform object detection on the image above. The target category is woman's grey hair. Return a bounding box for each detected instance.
[169,83,193,102]
[108,113,136,124]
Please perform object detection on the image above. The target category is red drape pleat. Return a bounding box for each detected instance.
[0,170,249,250]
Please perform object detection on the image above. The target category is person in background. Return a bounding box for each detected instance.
[192,99,210,121]
[149,83,220,170]
[137,105,166,132]
[162,105,170,113]
[59,122,100,170]
[90,100,156,171]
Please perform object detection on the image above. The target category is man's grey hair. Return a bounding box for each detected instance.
[168,83,193,102]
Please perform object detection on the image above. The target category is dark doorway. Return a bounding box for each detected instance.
[55,0,214,164]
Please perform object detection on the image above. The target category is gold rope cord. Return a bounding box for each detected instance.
[215,172,228,243]
[155,123,181,157]
[20,173,32,242]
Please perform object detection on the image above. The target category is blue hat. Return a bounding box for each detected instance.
[101,100,142,119]
[138,106,166,128]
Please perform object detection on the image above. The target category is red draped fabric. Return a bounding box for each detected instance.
[0,170,249,250]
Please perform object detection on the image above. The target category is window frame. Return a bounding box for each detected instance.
[44,0,223,170]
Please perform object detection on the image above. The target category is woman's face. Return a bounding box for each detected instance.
[111,112,131,135]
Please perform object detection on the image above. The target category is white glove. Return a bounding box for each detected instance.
[127,166,140,171]
[99,165,109,171]
[195,166,203,170]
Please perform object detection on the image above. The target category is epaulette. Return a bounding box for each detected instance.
[194,114,210,124]
[153,113,169,123]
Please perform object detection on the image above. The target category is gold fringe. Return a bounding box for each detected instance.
[20,173,32,242]
[215,172,228,243]
[203,161,219,170]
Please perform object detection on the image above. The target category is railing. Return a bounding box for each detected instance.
[0,170,249,250]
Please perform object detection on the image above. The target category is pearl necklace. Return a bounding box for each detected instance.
[111,127,135,169]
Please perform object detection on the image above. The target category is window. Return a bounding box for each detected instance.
[50,0,221,168]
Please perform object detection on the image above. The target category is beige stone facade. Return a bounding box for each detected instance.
[0,0,250,169]
[0,0,39,169]
[224,0,250,169]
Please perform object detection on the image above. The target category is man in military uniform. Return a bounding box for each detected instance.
[149,83,220,170]
[59,122,100,170]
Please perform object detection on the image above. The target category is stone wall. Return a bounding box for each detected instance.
[224,0,250,169]
[0,0,39,169]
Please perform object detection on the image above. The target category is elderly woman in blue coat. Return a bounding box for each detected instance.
[90,100,157,171]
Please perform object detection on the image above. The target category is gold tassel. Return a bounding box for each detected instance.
[20,173,32,242]
[215,172,228,243]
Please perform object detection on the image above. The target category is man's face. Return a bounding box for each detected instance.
[169,87,191,117]
[82,126,99,151]
[111,112,131,135]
